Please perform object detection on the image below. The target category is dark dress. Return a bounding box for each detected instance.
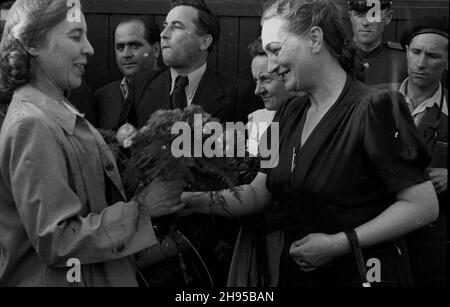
[265,75,430,287]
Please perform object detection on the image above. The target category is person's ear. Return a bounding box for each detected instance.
[199,34,213,51]
[152,42,161,58]
[384,9,393,26]
[309,26,323,54]
[26,46,40,57]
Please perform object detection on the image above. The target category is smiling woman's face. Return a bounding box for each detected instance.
[261,16,313,92]
[32,12,94,92]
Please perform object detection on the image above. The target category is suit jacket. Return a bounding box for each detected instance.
[67,80,98,127]
[94,81,124,129]
[127,67,263,128]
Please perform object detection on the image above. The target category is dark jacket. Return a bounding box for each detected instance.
[0,91,11,130]
[126,67,263,128]
[358,42,408,86]
[94,81,123,130]
[67,81,98,127]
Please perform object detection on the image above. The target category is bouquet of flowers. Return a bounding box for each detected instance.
[105,105,260,239]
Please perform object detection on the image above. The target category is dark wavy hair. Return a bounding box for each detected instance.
[116,17,161,46]
[171,0,220,53]
[248,37,266,58]
[262,0,365,81]
[0,0,72,94]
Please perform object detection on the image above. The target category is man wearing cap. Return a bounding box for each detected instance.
[396,15,448,287]
[348,0,408,85]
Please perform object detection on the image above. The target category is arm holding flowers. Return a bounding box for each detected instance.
[182,172,274,217]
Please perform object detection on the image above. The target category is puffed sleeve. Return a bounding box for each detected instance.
[361,90,431,193]
[1,114,157,267]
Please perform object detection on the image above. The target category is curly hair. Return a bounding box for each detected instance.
[0,0,72,94]
[262,0,365,81]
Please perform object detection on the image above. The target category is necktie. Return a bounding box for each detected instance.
[171,75,189,110]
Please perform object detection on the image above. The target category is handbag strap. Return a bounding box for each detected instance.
[345,230,371,287]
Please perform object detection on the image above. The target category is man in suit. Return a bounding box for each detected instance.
[126,0,262,129]
[127,0,263,287]
[348,0,408,85]
[95,17,161,129]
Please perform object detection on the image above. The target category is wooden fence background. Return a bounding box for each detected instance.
[78,0,448,90]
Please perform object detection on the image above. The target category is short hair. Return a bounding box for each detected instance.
[401,15,449,49]
[0,0,72,93]
[116,17,161,46]
[248,37,266,58]
[170,0,220,53]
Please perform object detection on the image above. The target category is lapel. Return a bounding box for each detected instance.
[293,76,355,187]
[135,70,171,127]
[143,70,172,113]
[106,82,124,128]
[191,67,226,117]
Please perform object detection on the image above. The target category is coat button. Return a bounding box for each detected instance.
[105,164,115,172]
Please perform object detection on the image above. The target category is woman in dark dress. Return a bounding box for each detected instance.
[182,0,439,287]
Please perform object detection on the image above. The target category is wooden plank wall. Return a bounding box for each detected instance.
[81,0,449,91]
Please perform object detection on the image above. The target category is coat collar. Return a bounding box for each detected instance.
[14,85,79,135]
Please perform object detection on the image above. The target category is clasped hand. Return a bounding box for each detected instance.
[137,179,185,218]
[429,168,447,194]
[289,233,346,272]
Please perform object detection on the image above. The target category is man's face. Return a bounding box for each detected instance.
[251,55,290,111]
[349,9,392,49]
[407,33,448,89]
[160,5,206,70]
[115,21,159,78]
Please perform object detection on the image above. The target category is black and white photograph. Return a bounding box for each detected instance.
[0,0,447,295]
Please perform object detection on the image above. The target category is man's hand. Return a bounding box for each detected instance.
[137,179,185,218]
[429,168,447,194]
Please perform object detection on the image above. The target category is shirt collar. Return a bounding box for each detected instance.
[399,77,448,117]
[13,84,79,135]
[170,63,207,100]
[120,77,129,101]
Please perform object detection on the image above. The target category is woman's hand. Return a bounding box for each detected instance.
[180,192,211,215]
[429,168,447,194]
[289,233,350,272]
[137,179,185,218]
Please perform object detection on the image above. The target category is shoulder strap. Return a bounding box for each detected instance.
[386,41,404,51]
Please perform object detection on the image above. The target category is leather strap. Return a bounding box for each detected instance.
[345,230,371,287]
